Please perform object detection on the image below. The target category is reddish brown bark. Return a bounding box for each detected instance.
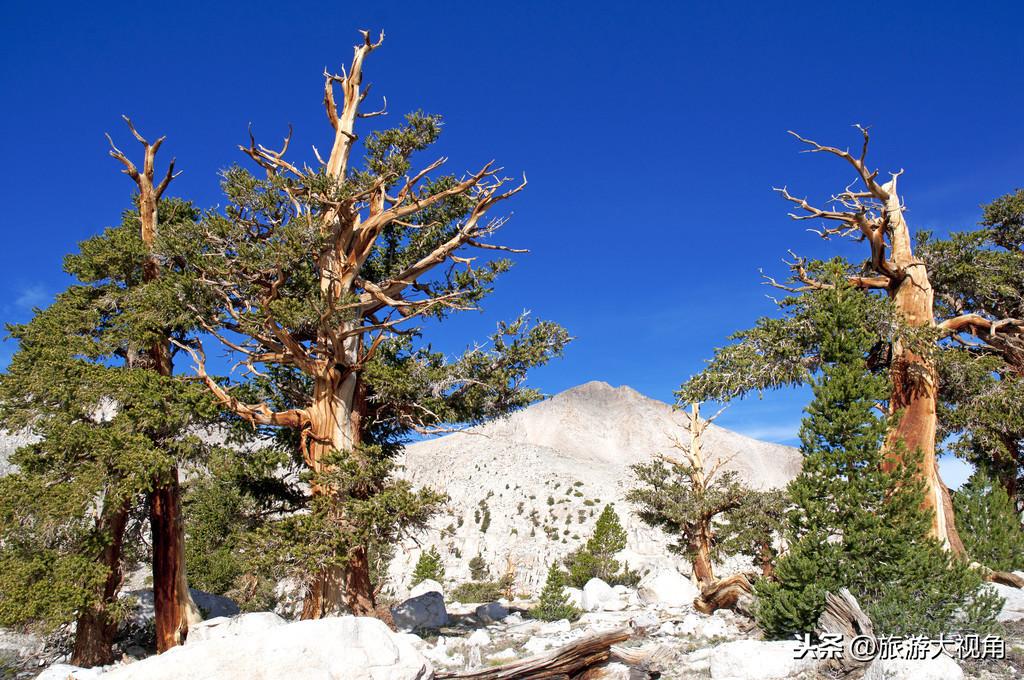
[778,131,964,554]
[299,371,377,619]
[71,501,129,667]
[690,534,715,587]
[108,118,199,650]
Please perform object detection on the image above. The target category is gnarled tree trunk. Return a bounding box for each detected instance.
[71,501,130,666]
[300,368,376,618]
[882,185,964,554]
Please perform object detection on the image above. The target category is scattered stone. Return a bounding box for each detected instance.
[637,568,699,608]
[522,636,557,654]
[409,579,444,600]
[657,621,676,636]
[467,629,491,647]
[539,619,571,635]
[391,591,448,632]
[474,602,508,624]
[707,639,816,680]
[486,648,517,662]
[628,610,659,633]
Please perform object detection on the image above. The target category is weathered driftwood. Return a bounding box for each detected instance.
[693,573,754,615]
[986,569,1024,589]
[610,644,671,678]
[436,629,630,680]
[815,588,874,674]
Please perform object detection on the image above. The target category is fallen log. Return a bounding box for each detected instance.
[693,573,754,615]
[436,628,631,680]
[986,570,1024,589]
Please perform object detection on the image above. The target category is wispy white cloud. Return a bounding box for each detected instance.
[14,284,48,310]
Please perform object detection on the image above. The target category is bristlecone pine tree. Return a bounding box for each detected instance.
[0,196,219,665]
[105,118,202,652]
[683,129,1024,555]
[628,403,753,586]
[921,189,1024,501]
[531,564,580,622]
[163,30,568,618]
[755,264,1002,639]
[954,472,1024,573]
[563,504,630,587]
[411,547,444,586]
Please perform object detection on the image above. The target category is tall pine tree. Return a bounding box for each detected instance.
[0,198,220,665]
[162,31,568,618]
[755,263,1002,638]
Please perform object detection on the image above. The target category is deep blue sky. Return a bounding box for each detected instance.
[2,1,1022,486]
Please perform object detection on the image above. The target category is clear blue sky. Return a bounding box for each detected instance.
[2,1,1021,486]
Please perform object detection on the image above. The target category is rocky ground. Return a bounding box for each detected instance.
[9,568,1024,680]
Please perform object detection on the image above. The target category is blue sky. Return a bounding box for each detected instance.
[2,1,1021,487]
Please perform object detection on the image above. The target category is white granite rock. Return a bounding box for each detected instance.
[637,569,698,608]
[186,612,286,645]
[98,617,432,680]
[864,654,964,680]
[409,579,444,600]
[582,578,615,611]
[708,639,816,680]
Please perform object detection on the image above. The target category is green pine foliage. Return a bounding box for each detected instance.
[531,564,580,622]
[563,504,637,587]
[468,554,489,581]
[955,473,1024,572]
[755,265,1003,639]
[411,546,445,586]
[628,459,750,571]
[0,200,224,634]
[921,189,1024,501]
[157,38,570,601]
[719,489,788,575]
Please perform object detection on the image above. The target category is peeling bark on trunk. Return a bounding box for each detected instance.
[690,534,715,586]
[300,366,377,619]
[71,501,130,667]
[882,185,964,554]
[152,470,201,651]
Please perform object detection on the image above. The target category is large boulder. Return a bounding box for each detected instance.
[185,612,287,645]
[564,587,584,609]
[708,640,816,680]
[582,578,615,611]
[637,569,699,608]
[863,655,964,680]
[474,602,509,624]
[409,579,444,600]
[391,591,448,631]
[990,583,1024,622]
[98,616,432,680]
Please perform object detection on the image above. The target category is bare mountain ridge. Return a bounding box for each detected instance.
[388,381,801,596]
